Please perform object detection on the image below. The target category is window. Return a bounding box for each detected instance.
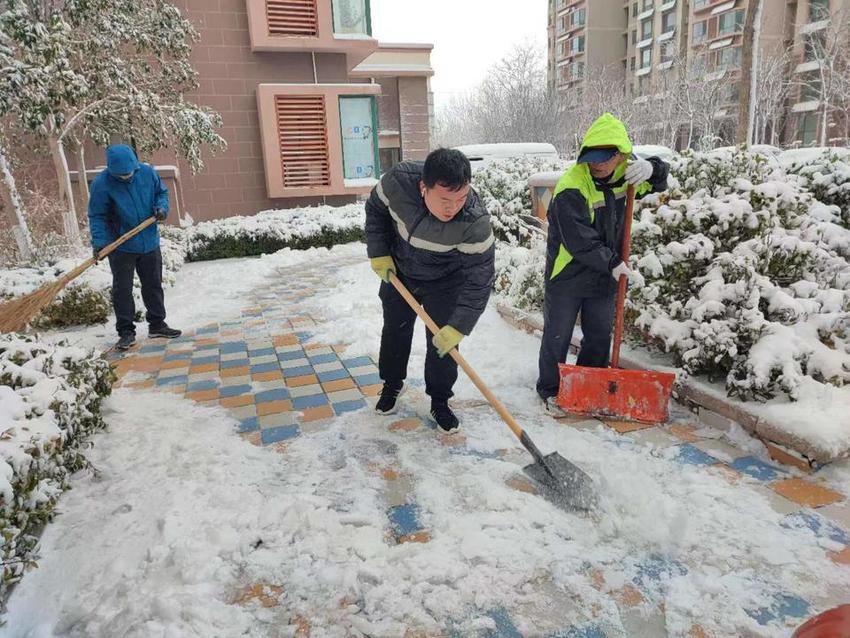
[798,113,819,145]
[805,30,826,60]
[662,10,676,33]
[660,41,676,63]
[631,56,636,70]
[339,96,379,179]
[642,0,653,10]
[693,0,710,9]
[572,8,586,27]
[276,95,330,188]
[558,41,567,58]
[633,2,639,17]
[692,20,707,43]
[570,35,585,54]
[332,0,371,36]
[638,75,651,95]
[717,9,745,35]
[379,147,400,174]
[810,0,830,21]
[558,15,567,34]
[716,46,741,69]
[641,18,653,39]
[800,73,821,101]
[570,60,585,80]
[641,47,652,68]
[632,29,637,44]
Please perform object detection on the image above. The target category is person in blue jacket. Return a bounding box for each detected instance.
[88,144,181,350]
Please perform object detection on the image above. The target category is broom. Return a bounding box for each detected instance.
[0,216,157,334]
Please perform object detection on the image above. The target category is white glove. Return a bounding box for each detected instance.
[624,158,653,185]
[611,262,631,282]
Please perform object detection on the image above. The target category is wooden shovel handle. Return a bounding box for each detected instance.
[388,274,525,441]
[611,185,635,369]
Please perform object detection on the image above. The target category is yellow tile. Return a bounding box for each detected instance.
[772,478,845,508]
[256,400,293,416]
[604,419,656,434]
[221,395,254,408]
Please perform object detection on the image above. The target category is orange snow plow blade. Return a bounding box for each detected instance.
[557,364,675,424]
[556,186,675,424]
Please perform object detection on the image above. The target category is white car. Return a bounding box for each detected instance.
[454,143,561,171]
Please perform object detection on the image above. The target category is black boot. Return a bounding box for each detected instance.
[430,400,459,433]
[375,381,405,415]
[116,334,136,350]
[149,324,182,339]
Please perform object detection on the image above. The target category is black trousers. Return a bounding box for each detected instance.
[108,249,166,337]
[536,285,617,400]
[378,273,462,402]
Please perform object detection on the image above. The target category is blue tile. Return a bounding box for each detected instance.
[261,425,301,445]
[632,554,688,589]
[674,444,719,466]
[239,417,259,433]
[482,608,522,638]
[156,375,188,387]
[387,503,422,537]
[220,384,253,398]
[195,342,219,351]
[191,355,219,366]
[307,352,339,364]
[139,344,166,354]
[343,356,373,368]
[282,365,315,378]
[317,369,350,382]
[547,625,607,638]
[220,341,247,354]
[248,347,276,358]
[163,351,192,362]
[448,447,503,460]
[255,388,290,403]
[746,593,810,626]
[278,350,306,361]
[730,456,787,482]
[354,373,381,386]
[171,335,194,344]
[221,358,250,369]
[333,399,367,415]
[187,379,219,392]
[782,511,850,545]
[295,331,314,342]
[196,325,219,334]
[292,394,329,409]
[250,362,279,374]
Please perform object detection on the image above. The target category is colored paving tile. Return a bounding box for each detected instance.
[333,399,367,415]
[261,425,301,445]
[387,503,424,539]
[632,553,689,590]
[674,443,719,466]
[238,417,260,433]
[781,511,850,545]
[745,592,810,626]
[730,456,787,482]
[772,478,845,508]
[292,394,329,410]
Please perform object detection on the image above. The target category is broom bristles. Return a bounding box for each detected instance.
[0,279,68,333]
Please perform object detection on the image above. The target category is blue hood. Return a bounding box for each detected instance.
[106,144,139,178]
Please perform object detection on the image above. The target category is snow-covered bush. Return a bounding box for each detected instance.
[473,157,567,245]
[494,239,547,311]
[0,235,185,329]
[0,334,114,600]
[630,148,850,400]
[179,204,366,262]
[783,150,850,229]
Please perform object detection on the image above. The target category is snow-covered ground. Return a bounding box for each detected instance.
[5,244,850,638]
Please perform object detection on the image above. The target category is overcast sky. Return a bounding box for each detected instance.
[369,0,548,110]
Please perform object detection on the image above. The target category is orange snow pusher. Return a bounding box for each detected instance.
[556,186,676,424]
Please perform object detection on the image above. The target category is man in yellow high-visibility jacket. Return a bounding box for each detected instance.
[537,113,670,417]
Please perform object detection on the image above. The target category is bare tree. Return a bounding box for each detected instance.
[753,52,792,145]
[737,0,764,145]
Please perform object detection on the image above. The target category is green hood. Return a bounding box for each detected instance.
[580,113,633,156]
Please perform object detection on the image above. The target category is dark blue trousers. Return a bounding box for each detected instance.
[536,285,617,400]
[107,249,166,337]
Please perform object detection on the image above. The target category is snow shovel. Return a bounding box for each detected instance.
[556,186,675,424]
[0,216,157,334]
[389,274,597,511]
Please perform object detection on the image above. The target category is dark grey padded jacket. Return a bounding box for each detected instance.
[365,161,496,335]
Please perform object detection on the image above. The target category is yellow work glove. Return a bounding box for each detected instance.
[370,256,396,282]
[432,325,464,358]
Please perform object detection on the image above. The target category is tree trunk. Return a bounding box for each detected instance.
[737,0,763,146]
[0,138,34,262]
[48,135,81,245]
[820,102,830,146]
[73,133,90,212]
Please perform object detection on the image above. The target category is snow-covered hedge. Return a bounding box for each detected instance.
[782,149,850,229]
[177,204,366,262]
[472,157,568,245]
[0,334,114,600]
[0,236,185,329]
[490,148,850,402]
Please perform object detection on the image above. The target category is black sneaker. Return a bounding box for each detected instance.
[375,381,405,415]
[116,334,136,350]
[149,324,182,339]
[430,400,459,433]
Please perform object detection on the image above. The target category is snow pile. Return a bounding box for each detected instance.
[177,204,366,262]
[472,156,568,245]
[0,334,113,601]
[0,236,185,329]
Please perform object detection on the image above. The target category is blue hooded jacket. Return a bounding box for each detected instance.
[87,144,169,254]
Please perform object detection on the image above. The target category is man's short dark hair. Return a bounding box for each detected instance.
[422,148,472,191]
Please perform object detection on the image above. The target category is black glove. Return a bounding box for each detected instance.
[153,208,167,221]
[92,246,104,262]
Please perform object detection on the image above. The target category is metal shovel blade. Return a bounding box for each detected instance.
[523,452,598,511]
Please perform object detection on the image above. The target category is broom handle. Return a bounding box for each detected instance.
[611,185,635,369]
[56,216,159,288]
[389,274,527,443]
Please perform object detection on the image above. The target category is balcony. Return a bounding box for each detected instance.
[247,0,379,69]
